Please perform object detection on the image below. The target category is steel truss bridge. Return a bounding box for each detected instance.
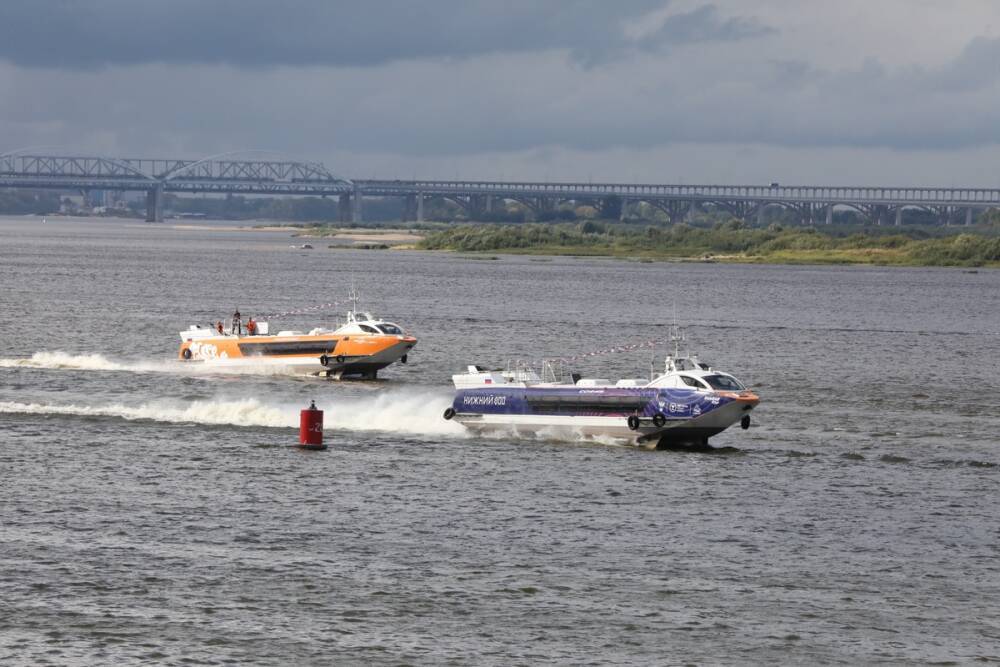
[2,152,997,225]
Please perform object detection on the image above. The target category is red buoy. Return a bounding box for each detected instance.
[299,400,326,450]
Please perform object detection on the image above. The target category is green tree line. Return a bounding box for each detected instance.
[418,221,1000,267]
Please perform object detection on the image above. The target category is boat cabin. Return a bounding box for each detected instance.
[336,311,406,336]
[647,369,747,391]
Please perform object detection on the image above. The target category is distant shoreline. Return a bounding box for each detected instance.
[9,216,996,267]
[236,221,1000,267]
[417,246,1000,268]
[416,223,1000,268]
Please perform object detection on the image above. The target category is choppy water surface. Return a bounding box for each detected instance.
[1,216,999,665]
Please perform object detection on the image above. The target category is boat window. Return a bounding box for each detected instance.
[376,323,403,334]
[680,375,708,389]
[701,374,746,391]
[359,324,379,333]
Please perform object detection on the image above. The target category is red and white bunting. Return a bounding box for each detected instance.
[256,298,351,320]
[556,338,662,363]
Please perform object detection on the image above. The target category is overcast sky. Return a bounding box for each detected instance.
[2,0,1000,185]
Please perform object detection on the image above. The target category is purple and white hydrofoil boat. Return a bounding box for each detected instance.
[443,353,759,449]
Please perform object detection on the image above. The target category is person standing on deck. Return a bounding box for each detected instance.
[246,317,257,336]
[231,309,242,336]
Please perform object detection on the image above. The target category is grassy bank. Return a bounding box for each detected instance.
[418,222,1000,267]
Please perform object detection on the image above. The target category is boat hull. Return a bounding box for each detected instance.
[178,333,416,376]
[450,386,758,447]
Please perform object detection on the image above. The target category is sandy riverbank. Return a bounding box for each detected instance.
[166,223,424,244]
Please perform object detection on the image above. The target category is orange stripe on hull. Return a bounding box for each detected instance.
[717,390,760,407]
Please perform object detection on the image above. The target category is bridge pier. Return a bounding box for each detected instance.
[593,196,616,220]
[652,200,687,224]
[338,194,351,222]
[806,203,817,225]
[686,200,700,222]
[145,184,163,222]
[472,195,493,215]
[895,207,903,226]
[935,206,951,226]
[400,193,427,222]
[789,204,809,226]
[537,197,555,218]
[866,204,889,226]
[402,194,417,222]
[468,194,496,219]
[717,199,755,222]
[825,205,834,225]
[351,187,363,223]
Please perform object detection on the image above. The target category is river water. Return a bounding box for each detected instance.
[1,215,998,665]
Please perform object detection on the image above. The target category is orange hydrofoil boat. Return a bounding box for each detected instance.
[178,308,416,378]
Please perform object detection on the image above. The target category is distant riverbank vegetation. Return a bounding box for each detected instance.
[418,220,1000,267]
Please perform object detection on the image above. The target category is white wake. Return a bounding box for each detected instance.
[0,351,313,377]
[0,391,465,439]
[0,351,165,373]
[0,398,294,428]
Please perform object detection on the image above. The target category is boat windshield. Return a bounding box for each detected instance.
[376,323,403,334]
[359,324,379,333]
[701,374,746,391]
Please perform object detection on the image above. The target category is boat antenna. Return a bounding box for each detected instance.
[669,319,683,359]
[346,282,361,323]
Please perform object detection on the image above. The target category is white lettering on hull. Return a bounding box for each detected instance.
[462,395,508,407]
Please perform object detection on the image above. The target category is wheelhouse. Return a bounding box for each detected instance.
[338,311,408,336]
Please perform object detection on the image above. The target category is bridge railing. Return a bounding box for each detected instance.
[356,179,1000,205]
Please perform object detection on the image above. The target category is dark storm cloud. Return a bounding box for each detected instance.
[641,4,773,47]
[568,3,775,66]
[2,0,999,168]
[924,36,1000,92]
[0,0,767,69]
